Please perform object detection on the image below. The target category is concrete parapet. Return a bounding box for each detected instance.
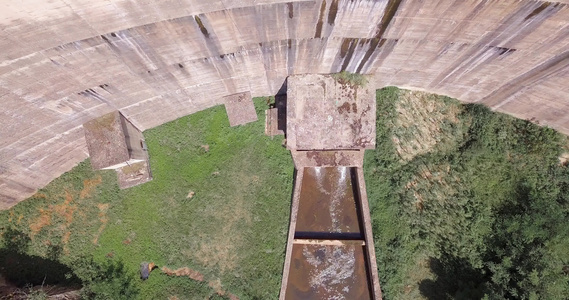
[290,150,365,168]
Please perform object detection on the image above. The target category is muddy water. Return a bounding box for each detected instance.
[295,167,363,238]
[285,243,372,300]
[286,166,372,299]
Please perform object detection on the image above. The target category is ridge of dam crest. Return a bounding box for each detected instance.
[2,0,569,207]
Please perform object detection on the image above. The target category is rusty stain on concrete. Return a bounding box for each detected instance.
[286,74,375,151]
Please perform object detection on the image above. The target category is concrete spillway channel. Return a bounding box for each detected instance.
[279,74,380,299]
[280,159,381,299]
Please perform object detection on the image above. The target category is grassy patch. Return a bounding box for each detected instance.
[0,98,293,299]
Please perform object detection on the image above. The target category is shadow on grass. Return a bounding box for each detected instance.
[0,227,80,287]
[0,227,138,299]
[418,256,487,300]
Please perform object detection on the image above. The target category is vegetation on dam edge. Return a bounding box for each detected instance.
[1,89,568,299]
[366,88,569,299]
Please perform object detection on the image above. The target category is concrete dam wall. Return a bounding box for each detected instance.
[2,0,569,208]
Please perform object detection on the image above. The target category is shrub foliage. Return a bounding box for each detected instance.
[365,87,569,299]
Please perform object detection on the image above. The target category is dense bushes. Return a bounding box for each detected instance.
[366,87,569,299]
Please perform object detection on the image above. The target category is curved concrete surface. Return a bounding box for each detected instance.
[2,0,569,208]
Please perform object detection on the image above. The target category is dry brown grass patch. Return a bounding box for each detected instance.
[80,175,102,199]
[208,278,223,293]
[62,231,71,244]
[29,208,53,237]
[53,190,77,225]
[560,153,569,166]
[393,90,462,161]
[405,163,458,211]
[33,193,47,199]
[92,203,109,245]
[62,231,72,254]
[7,211,14,223]
[208,279,240,300]
[161,266,204,281]
[28,189,78,249]
[398,254,435,300]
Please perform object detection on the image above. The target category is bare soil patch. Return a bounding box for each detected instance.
[28,190,77,238]
[161,266,204,281]
[560,152,569,166]
[54,191,76,226]
[160,268,240,300]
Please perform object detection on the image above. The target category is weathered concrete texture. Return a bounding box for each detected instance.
[84,111,151,189]
[282,75,380,298]
[116,161,152,189]
[224,91,257,126]
[290,150,364,168]
[281,165,382,299]
[287,74,376,150]
[83,111,144,170]
[2,0,569,207]
[83,112,130,170]
[265,94,287,136]
[265,108,285,136]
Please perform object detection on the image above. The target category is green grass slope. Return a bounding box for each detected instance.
[0,98,293,299]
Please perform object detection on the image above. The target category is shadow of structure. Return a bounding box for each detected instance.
[275,94,287,134]
[0,227,80,288]
[419,256,488,300]
[0,227,138,298]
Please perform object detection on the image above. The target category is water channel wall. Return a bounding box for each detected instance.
[2,0,569,208]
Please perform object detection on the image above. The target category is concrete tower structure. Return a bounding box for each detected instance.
[2,0,569,208]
